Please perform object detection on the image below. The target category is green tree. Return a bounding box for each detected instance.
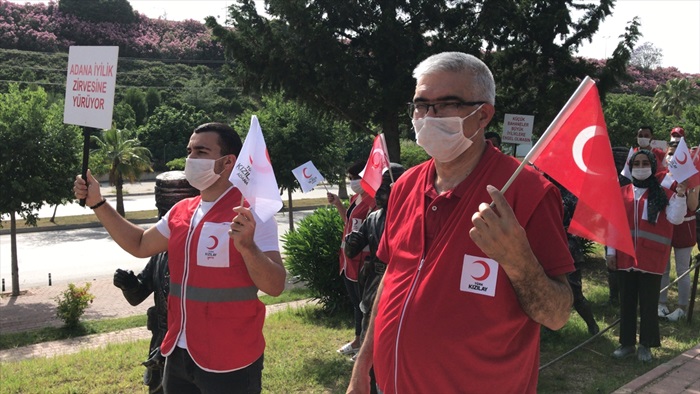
[122,88,148,126]
[682,105,700,146]
[207,0,635,160]
[179,77,230,115]
[90,129,153,217]
[653,78,700,120]
[58,0,137,24]
[137,104,212,170]
[233,93,347,230]
[145,88,161,117]
[112,101,137,130]
[480,4,639,133]
[602,93,656,147]
[0,84,81,296]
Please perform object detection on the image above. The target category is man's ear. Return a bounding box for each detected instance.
[478,103,496,128]
[226,154,237,167]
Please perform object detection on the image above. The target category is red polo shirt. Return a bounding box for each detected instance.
[374,146,573,393]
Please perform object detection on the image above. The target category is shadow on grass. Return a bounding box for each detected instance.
[291,304,355,330]
[304,355,353,390]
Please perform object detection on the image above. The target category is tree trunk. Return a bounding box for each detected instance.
[50,204,58,223]
[10,211,20,296]
[116,174,125,217]
[287,188,294,232]
[382,113,400,164]
[338,178,348,200]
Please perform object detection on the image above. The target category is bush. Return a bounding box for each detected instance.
[399,138,430,169]
[283,207,350,314]
[55,283,95,328]
[166,157,185,170]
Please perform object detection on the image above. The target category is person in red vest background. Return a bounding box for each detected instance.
[607,149,686,363]
[635,125,666,173]
[658,126,700,322]
[328,161,376,357]
[74,122,286,393]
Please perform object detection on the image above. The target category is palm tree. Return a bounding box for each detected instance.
[652,78,700,120]
[91,129,153,216]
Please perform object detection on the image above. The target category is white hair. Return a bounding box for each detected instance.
[412,52,496,105]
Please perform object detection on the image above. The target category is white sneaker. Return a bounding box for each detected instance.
[666,308,686,322]
[658,304,670,318]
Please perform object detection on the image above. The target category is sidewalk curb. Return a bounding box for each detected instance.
[0,217,158,235]
[0,205,326,235]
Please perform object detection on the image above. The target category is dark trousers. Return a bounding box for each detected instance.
[618,270,662,348]
[163,347,263,394]
[344,275,362,337]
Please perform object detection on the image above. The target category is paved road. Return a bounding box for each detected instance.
[0,210,315,289]
[1,180,334,289]
[16,182,333,219]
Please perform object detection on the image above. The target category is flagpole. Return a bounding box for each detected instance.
[498,76,595,196]
[379,133,395,184]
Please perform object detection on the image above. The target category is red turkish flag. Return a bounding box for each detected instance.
[528,77,635,259]
[359,134,390,197]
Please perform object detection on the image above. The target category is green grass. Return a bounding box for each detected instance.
[3,250,700,393]
[1,340,148,394]
[1,305,353,394]
[537,254,700,393]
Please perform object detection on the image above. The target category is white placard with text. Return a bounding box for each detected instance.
[63,46,119,130]
[502,113,534,145]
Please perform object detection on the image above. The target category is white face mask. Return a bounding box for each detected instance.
[637,137,651,148]
[631,167,652,181]
[412,105,483,162]
[184,157,225,191]
[349,179,363,194]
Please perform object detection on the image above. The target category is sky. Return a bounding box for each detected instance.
[9,0,700,74]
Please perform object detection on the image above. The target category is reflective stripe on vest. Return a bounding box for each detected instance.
[635,229,672,246]
[170,283,258,302]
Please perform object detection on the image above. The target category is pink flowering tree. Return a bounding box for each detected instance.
[0,0,223,59]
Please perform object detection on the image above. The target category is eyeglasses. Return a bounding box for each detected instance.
[408,100,485,119]
[669,141,679,147]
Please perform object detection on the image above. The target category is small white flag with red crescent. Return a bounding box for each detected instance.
[229,115,283,222]
[668,137,699,185]
[292,160,325,193]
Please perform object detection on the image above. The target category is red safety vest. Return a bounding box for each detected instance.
[617,184,675,274]
[160,187,265,372]
[338,193,375,281]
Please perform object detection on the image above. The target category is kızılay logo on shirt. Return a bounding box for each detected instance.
[460,255,498,297]
[205,235,219,260]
